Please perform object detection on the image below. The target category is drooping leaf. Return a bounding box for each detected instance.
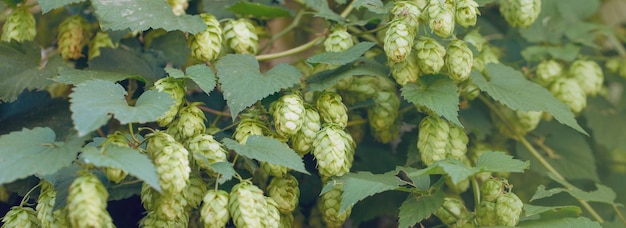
[201,0,238,19]
[307,42,376,65]
[530,185,564,201]
[549,173,619,205]
[185,64,217,95]
[470,63,586,135]
[433,159,474,184]
[307,58,388,92]
[519,0,565,44]
[303,0,345,22]
[80,146,161,192]
[54,67,145,85]
[148,31,190,67]
[324,171,405,214]
[216,54,301,118]
[401,75,461,126]
[521,44,581,62]
[398,191,445,228]
[353,0,387,14]
[39,0,86,13]
[165,67,185,79]
[227,1,291,18]
[91,0,206,34]
[522,204,582,219]
[475,151,530,173]
[518,216,601,228]
[210,162,236,184]
[69,80,175,136]
[88,48,166,87]
[0,127,84,184]
[584,97,626,151]
[222,136,309,174]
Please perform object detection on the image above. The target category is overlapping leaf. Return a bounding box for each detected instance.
[185,64,217,95]
[54,67,145,85]
[398,191,445,228]
[401,75,461,126]
[210,162,236,184]
[307,58,387,92]
[222,135,308,174]
[39,0,86,13]
[307,42,376,65]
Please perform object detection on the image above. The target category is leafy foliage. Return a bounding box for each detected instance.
[39,0,85,13]
[401,75,461,126]
[223,135,308,174]
[227,1,291,18]
[397,191,445,228]
[307,42,376,65]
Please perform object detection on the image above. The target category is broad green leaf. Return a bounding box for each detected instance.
[470,64,586,135]
[0,42,64,102]
[185,64,217,95]
[148,31,190,67]
[518,216,601,228]
[307,42,376,65]
[303,0,345,22]
[522,204,582,219]
[519,0,565,44]
[584,97,626,151]
[398,191,445,228]
[69,80,175,136]
[165,67,185,78]
[0,127,84,184]
[80,146,161,192]
[556,0,599,21]
[88,48,166,87]
[475,151,530,173]
[201,0,238,19]
[521,44,581,62]
[222,136,309,174]
[39,0,86,13]
[210,162,236,184]
[325,171,405,214]
[54,67,145,85]
[397,166,445,186]
[41,164,82,210]
[91,0,206,34]
[548,173,619,205]
[216,54,301,118]
[227,2,291,18]
[401,75,461,126]
[353,0,387,14]
[433,159,474,184]
[307,58,388,92]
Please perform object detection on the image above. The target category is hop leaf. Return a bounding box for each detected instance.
[189,13,223,62]
[499,0,541,28]
[415,37,446,74]
[1,7,36,43]
[223,18,259,54]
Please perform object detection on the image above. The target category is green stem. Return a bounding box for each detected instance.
[260,10,306,53]
[471,175,481,208]
[256,36,324,61]
[340,0,356,18]
[20,182,42,207]
[347,26,382,46]
[128,123,140,144]
[608,33,626,57]
[613,204,626,226]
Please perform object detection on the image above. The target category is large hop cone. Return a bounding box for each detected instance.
[384,20,415,63]
[445,39,473,83]
[223,18,258,54]
[267,174,300,213]
[153,193,190,222]
[495,192,524,226]
[390,50,420,86]
[549,77,587,114]
[200,189,230,228]
[368,89,400,132]
[153,77,186,127]
[568,60,604,96]
[273,93,306,137]
[446,123,469,160]
[233,117,266,144]
[291,104,322,156]
[167,102,207,142]
[1,206,39,228]
[455,0,480,27]
[535,59,564,87]
[434,197,471,226]
[415,37,446,74]
[185,133,228,171]
[57,15,89,60]
[189,13,223,62]
[146,131,190,195]
[228,181,268,228]
[390,1,422,28]
[312,124,355,178]
[425,0,455,38]
[317,184,352,228]
[67,171,113,228]
[499,0,541,28]
[324,27,354,52]
[88,31,116,60]
[417,115,450,166]
[1,6,36,43]
[316,91,349,128]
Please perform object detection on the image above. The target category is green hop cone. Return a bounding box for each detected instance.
[1,206,39,228]
[475,200,498,226]
[417,115,450,166]
[324,27,354,52]
[273,93,306,137]
[368,89,400,132]
[88,31,116,60]
[446,124,469,160]
[426,0,455,38]
[261,161,289,177]
[1,6,36,43]
[167,0,188,15]
[343,76,380,103]
[549,77,587,114]
[473,45,501,73]
[384,20,415,63]
[153,77,186,127]
[434,197,470,225]
[139,211,187,227]
[183,172,208,209]
[459,81,480,101]
[455,0,480,28]
[233,117,266,144]
[317,185,352,228]
[67,171,113,228]
[141,183,157,211]
[167,102,207,142]
[445,176,470,194]
[568,60,604,96]
[57,15,89,60]
[267,174,300,213]
[415,37,446,74]
[228,180,268,228]
[35,181,55,227]
[463,29,486,52]
[185,133,229,171]
[390,1,422,27]
[154,193,190,222]
[200,189,230,228]
[390,49,420,86]
[313,124,356,178]
[279,211,295,228]
[495,192,524,226]
[146,131,190,195]
[481,177,507,202]
[445,39,474,83]
[223,18,258,54]
[499,0,541,28]
[101,132,130,183]
[264,197,282,227]
[316,91,349,128]
[492,103,542,138]
[291,104,321,156]
[535,59,563,87]
[189,13,223,62]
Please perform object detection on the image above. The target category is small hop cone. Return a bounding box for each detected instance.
[57,15,89,60]
[473,45,501,73]
[263,198,282,227]
[476,200,498,226]
[67,171,113,228]
[189,13,223,62]
[368,89,400,131]
[324,27,354,52]
[291,104,321,156]
[446,124,469,160]
[154,193,190,222]
[445,39,474,83]
[273,93,306,137]
[434,197,470,225]
[228,181,267,228]
[445,175,470,194]
[267,174,300,213]
[569,60,604,96]
[535,59,563,87]
[36,181,55,227]
[1,206,39,228]
[185,134,229,171]
[316,91,349,128]
[313,125,356,178]
[499,0,541,28]
[344,76,380,103]
[104,167,127,184]
[200,189,230,228]
[153,77,186,127]
[492,103,542,138]
[390,1,422,28]
[223,18,258,54]
[139,211,187,227]
[481,177,507,202]
[88,31,116,60]
[459,81,480,100]
[184,172,208,208]
[1,7,36,43]
[417,115,450,166]
[390,50,420,86]
[317,185,351,228]
[167,102,207,142]
[146,131,190,195]
[415,37,446,74]
[167,0,188,15]
[455,0,480,27]
[426,0,455,38]
[384,20,415,63]
[550,78,587,114]
[233,118,266,144]
[141,183,157,211]
[495,192,524,226]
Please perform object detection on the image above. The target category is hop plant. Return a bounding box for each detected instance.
[153,193,190,222]
[481,178,507,202]
[491,103,542,138]
[88,31,116,60]
[446,123,469,160]
[455,0,480,27]
[1,6,36,43]
[384,20,415,63]
[324,27,354,52]
[434,197,470,225]
[550,77,587,114]
[67,171,113,228]
[445,39,474,83]
[425,0,455,38]
[57,15,89,60]
[568,60,604,96]
[473,45,501,73]
[264,197,282,227]
[185,134,229,171]
[139,211,187,227]
[495,192,524,226]
[273,93,306,137]
[368,89,400,132]
[499,0,541,28]
[223,18,258,54]
[167,0,188,15]
[167,102,207,142]
[101,132,131,183]
[317,184,352,228]
[476,200,498,226]
[189,13,223,62]
[316,91,349,128]
[267,174,300,213]
[233,117,266,144]
[415,37,447,74]
[291,104,321,156]
[417,115,450,166]
[261,161,289,177]
[1,206,39,228]
[535,59,564,87]
[146,131,190,195]
[229,180,268,228]
[36,181,55,227]
[390,50,420,86]
[153,77,186,127]
[313,124,356,178]
[200,189,230,228]
[183,172,208,209]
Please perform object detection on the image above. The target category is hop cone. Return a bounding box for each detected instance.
[263,198,281,227]
[495,192,524,226]
[200,190,230,228]
[445,39,473,82]
[317,185,352,228]
[273,93,306,137]
[459,81,480,100]
[390,50,420,85]
[88,31,116,60]
[415,37,446,74]
[324,27,354,52]
[343,76,380,103]
[261,161,289,177]
[1,206,39,228]
[426,0,455,38]
[390,1,422,28]
[141,183,158,211]
[445,175,470,194]
[455,0,480,27]
[371,120,400,143]
[185,134,229,171]
[473,45,501,73]
[535,59,563,87]
[167,0,188,15]
[229,181,268,228]
[434,197,470,225]
[384,20,415,63]
[417,115,450,166]
[154,193,190,222]
[499,0,541,28]
[463,29,486,52]
[492,103,542,138]
[67,171,113,228]
[476,200,498,226]
[368,89,400,132]
[36,181,58,227]
[57,15,89,60]
[481,178,506,202]
[189,13,223,62]
[316,91,348,128]
[167,102,207,142]
[313,124,356,178]
[291,104,321,156]
[223,18,258,54]
[101,132,130,183]
[279,211,295,228]
[153,77,186,127]
[569,60,604,96]
[550,77,587,114]
[146,131,190,195]
[1,7,36,43]
[139,211,187,228]
[267,174,300,213]
[184,172,208,208]
[446,123,469,160]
